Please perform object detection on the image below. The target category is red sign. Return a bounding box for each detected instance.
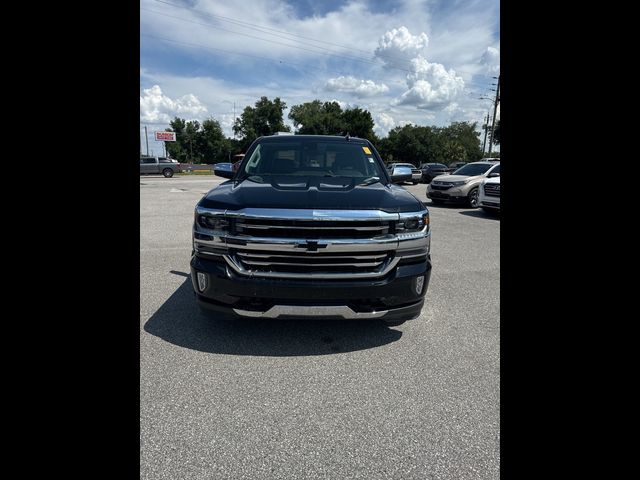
[155,131,176,142]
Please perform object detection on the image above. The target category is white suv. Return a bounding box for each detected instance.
[478,174,500,212]
[427,161,500,207]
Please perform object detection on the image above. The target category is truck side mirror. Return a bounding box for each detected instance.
[214,164,234,179]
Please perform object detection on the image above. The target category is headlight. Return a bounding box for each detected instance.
[397,212,429,233]
[451,180,467,186]
[197,215,229,231]
[195,208,229,232]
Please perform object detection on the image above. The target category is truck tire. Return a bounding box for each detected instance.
[467,187,479,208]
[163,168,174,178]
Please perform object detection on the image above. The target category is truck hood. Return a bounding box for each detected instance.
[199,177,424,213]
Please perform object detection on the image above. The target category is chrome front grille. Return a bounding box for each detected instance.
[194,207,430,280]
[483,184,500,197]
[226,250,397,279]
[430,182,453,191]
[234,218,390,239]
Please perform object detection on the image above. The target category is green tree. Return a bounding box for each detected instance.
[342,107,376,140]
[438,122,483,162]
[233,96,290,150]
[288,100,345,135]
[183,120,201,163]
[378,124,438,166]
[199,118,229,163]
[441,140,468,164]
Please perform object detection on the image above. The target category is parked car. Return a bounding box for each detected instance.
[426,161,500,207]
[192,134,431,326]
[419,163,449,183]
[478,174,500,213]
[447,161,467,173]
[387,163,421,184]
[140,156,183,177]
[212,162,233,174]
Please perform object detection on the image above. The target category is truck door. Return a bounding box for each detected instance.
[141,157,157,174]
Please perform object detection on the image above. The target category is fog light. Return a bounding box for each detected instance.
[414,276,425,295]
[196,272,208,292]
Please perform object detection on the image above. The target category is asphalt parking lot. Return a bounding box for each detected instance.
[140,175,500,479]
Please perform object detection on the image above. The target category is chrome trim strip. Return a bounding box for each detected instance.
[226,235,400,252]
[223,254,400,279]
[236,252,387,260]
[197,207,401,221]
[233,305,388,319]
[196,250,225,257]
[236,224,388,231]
[397,252,428,259]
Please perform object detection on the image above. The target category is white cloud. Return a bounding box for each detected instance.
[480,46,500,74]
[373,112,396,137]
[445,102,460,114]
[140,85,207,123]
[395,57,465,109]
[374,26,429,68]
[324,76,389,97]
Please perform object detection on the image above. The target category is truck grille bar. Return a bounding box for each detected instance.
[225,250,399,279]
[234,218,390,239]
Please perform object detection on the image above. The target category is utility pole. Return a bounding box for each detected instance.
[488,75,500,155]
[482,113,490,155]
[144,125,149,156]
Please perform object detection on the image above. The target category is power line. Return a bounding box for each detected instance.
[151,0,496,80]
[141,34,354,78]
[152,0,415,67]
[142,4,495,87]
[141,7,385,69]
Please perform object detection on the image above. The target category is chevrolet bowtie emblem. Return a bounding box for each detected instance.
[295,241,327,252]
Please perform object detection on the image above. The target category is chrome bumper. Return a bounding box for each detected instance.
[233,305,388,319]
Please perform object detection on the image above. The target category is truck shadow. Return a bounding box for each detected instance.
[143,275,403,356]
[422,201,466,209]
[459,210,501,220]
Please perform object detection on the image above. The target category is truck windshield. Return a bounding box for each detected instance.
[238,141,386,181]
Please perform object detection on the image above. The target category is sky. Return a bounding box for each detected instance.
[140,0,500,156]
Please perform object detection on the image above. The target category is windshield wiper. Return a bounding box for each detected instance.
[358,176,381,186]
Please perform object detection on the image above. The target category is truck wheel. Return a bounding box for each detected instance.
[467,187,479,208]
[162,168,174,178]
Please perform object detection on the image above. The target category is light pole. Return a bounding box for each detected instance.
[488,75,500,155]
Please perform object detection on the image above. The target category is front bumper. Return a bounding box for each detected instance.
[191,255,431,321]
[426,188,469,203]
[480,199,500,209]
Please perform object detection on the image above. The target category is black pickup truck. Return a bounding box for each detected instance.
[191,135,432,326]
